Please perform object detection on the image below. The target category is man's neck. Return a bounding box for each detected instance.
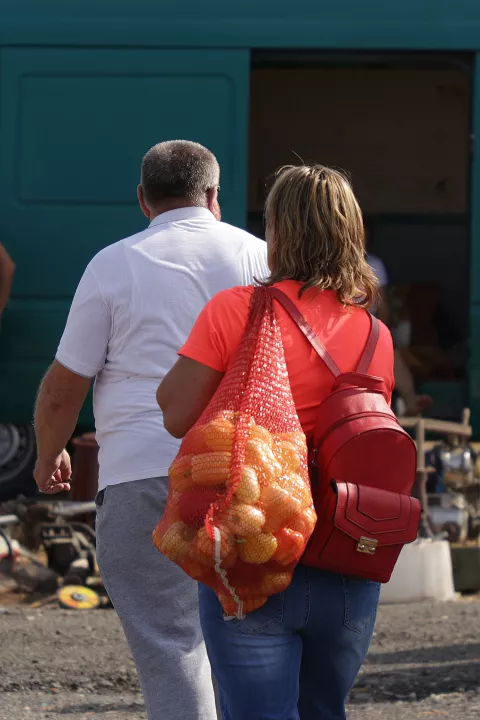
[149,202,204,222]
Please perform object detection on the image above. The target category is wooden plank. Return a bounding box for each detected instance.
[399,417,472,437]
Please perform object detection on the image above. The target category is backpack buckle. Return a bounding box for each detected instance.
[357,537,378,555]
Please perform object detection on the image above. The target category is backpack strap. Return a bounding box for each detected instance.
[269,287,341,378]
[356,313,380,374]
[269,287,380,377]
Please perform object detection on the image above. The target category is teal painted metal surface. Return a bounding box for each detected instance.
[2,1,480,50]
[1,1,480,428]
[0,48,250,422]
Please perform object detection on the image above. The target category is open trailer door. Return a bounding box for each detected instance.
[0,48,250,496]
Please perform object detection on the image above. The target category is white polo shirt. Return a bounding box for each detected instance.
[56,207,268,490]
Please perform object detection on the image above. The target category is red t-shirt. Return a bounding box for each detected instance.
[180,280,394,439]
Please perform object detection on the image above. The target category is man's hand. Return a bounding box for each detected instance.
[34,361,92,495]
[34,449,72,494]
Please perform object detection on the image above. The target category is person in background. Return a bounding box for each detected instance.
[33,140,268,720]
[0,243,15,323]
[158,165,394,720]
[366,248,431,416]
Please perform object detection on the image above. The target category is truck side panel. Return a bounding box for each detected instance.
[0,48,250,422]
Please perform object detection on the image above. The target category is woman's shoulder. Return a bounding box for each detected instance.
[376,316,394,352]
[213,285,255,301]
[208,285,255,311]
[204,286,254,326]
[347,307,393,346]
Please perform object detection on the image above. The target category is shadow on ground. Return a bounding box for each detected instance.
[51,702,143,715]
[351,643,480,703]
[368,643,480,666]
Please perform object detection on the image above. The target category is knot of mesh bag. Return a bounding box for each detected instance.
[152,287,317,618]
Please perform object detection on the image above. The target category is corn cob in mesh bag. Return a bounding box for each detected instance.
[153,287,316,618]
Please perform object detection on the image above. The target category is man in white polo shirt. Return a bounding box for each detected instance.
[33,140,268,720]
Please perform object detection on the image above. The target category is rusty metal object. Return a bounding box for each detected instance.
[14,563,59,594]
[71,433,99,502]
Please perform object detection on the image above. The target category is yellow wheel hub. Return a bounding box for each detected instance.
[58,585,101,610]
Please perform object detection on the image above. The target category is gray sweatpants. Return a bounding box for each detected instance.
[96,477,218,720]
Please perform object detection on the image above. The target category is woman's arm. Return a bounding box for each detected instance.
[158,286,252,438]
[157,357,223,438]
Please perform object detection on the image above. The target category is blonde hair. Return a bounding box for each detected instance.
[262,164,378,308]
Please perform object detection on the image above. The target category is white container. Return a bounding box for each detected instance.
[380,539,455,604]
[0,536,20,576]
[0,535,19,561]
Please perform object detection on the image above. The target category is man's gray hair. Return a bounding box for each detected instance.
[141,140,220,208]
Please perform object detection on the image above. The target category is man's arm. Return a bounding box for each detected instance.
[0,243,15,316]
[34,361,92,493]
[33,263,111,493]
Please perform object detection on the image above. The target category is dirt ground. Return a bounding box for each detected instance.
[0,597,479,719]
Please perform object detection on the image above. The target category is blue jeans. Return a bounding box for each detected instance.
[199,565,380,720]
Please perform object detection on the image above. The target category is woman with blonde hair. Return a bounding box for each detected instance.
[158,165,395,720]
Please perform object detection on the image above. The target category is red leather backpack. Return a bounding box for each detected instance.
[270,288,421,583]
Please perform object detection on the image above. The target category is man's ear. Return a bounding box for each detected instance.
[206,187,221,221]
[137,185,151,219]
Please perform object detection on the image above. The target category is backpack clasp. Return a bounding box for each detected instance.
[356,536,378,555]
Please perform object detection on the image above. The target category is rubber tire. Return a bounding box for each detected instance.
[0,424,38,502]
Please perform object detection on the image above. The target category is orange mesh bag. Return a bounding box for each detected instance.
[153,287,316,618]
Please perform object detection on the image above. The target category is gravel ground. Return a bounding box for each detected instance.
[0,597,479,719]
